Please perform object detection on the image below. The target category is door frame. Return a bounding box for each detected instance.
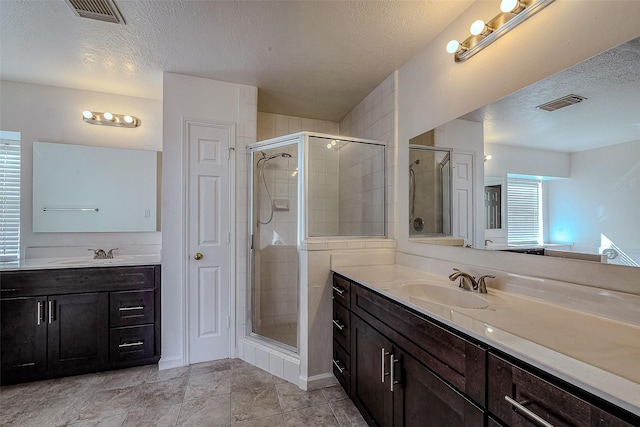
[181,118,237,365]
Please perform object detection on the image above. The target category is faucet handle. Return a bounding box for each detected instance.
[106,248,119,259]
[476,275,496,293]
[88,248,106,259]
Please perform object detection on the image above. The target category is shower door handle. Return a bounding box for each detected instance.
[193,252,203,260]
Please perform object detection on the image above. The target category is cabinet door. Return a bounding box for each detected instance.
[395,348,485,427]
[47,293,109,375]
[351,314,394,427]
[0,297,47,384]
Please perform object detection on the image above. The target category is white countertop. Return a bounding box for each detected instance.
[332,264,640,416]
[0,254,161,271]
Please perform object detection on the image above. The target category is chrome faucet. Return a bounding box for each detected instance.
[88,248,118,259]
[448,268,495,294]
[106,248,118,259]
[89,248,107,259]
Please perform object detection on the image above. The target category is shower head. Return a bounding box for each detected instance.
[260,151,293,162]
[410,159,420,167]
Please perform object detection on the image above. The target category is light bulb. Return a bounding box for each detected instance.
[446,40,461,54]
[500,0,524,14]
[82,110,93,119]
[326,143,332,149]
[331,140,337,146]
[470,20,486,36]
[103,112,113,121]
[124,115,133,123]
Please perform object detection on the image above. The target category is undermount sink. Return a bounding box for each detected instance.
[400,282,490,309]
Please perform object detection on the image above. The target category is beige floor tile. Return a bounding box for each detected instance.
[177,394,231,427]
[184,370,232,401]
[283,403,339,426]
[232,413,286,426]
[121,403,182,427]
[329,398,367,427]
[68,412,128,427]
[275,382,326,412]
[231,385,281,422]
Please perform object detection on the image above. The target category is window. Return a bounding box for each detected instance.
[0,132,20,261]
[507,177,542,245]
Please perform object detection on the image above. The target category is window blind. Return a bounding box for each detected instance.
[507,177,542,245]
[0,139,20,260]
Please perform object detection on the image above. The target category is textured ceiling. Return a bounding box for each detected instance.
[460,36,640,153]
[0,0,472,122]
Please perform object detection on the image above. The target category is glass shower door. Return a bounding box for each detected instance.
[249,143,299,351]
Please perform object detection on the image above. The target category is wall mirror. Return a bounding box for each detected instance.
[413,35,640,267]
[33,141,161,232]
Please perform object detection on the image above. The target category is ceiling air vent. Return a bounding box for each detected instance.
[65,0,125,24]
[536,94,587,112]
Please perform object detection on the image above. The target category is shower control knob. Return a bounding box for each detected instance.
[193,252,203,260]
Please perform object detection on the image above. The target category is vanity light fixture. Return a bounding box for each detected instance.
[446,0,555,62]
[82,110,141,128]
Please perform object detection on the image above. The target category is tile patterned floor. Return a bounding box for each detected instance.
[0,359,366,427]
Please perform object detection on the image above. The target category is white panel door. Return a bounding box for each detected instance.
[187,120,233,363]
[452,152,474,246]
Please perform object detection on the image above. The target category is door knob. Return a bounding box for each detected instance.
[193,252,203,260]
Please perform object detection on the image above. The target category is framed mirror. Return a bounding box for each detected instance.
[412,35,640,267]
[33,141,161,232]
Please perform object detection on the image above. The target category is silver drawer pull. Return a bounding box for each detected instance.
[332,286,346,296]
[505,396,554,427]
[119,306,144,311]
[390,354,399,392]
[332,359,346,373]
[37,301,42,325]
[118,341,144,348]
[381,347,390,383]
[332,319,345,330]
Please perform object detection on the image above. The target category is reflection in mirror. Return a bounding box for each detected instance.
[33,142,161,232]
[409,145,452,238]
[484,176,503,230]
[428,36,640,266]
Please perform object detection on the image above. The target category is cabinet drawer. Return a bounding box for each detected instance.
[488,353,638,427]
[110,325,154,364]
[332,339,350,395]
[110,290,154,327]
[333,300,350,351]
[332,274,351,307]
[351,282,486,406]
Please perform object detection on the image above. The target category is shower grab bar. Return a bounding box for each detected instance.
[42,207,99,212]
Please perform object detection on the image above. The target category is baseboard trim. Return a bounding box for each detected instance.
[158,355,185,370]
[300,372,337,390]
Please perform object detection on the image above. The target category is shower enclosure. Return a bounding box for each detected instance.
[248,132,386,352]
[409,144,452,237]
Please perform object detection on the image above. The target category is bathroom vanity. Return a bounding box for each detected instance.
[0,264,161,385]
[332,270,640,427]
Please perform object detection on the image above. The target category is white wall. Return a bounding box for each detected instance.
[161,72,257,368]
[546,139,640,263]
[395,1,640,289]
[484,143,570,178]
[0,80,162,253]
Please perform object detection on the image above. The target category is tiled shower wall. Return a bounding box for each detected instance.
[338,143,385,235]
[308,141,340,236]
[339,72,397,238]
[257,113,339,141]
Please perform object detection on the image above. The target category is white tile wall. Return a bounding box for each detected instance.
[257,112,339,141]
[339,72,397,238]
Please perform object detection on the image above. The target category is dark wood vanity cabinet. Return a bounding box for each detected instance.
[334,273,486,427]
[0,265,160,385]
[488,353,639,427]
[333,273,640,427]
